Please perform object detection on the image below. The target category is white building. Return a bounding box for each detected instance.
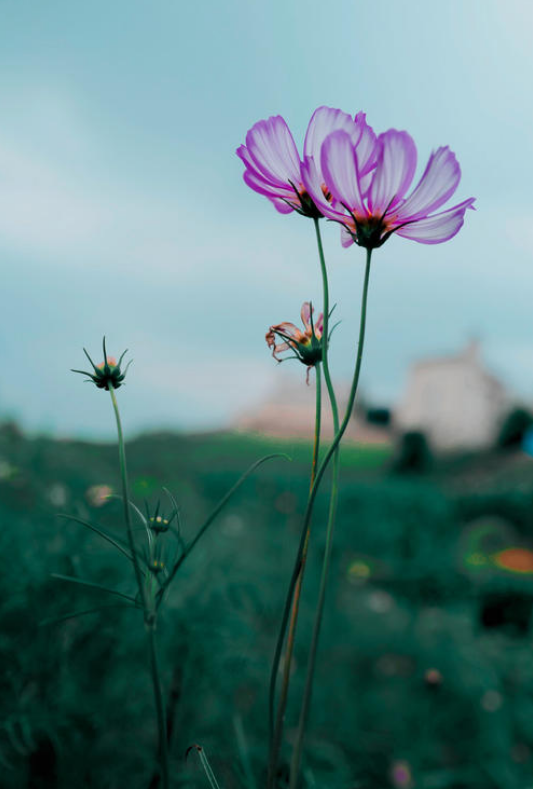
[395,341,509,451]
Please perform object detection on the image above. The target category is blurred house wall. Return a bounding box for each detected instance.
[234,376,390,443]
[395,340,509,451]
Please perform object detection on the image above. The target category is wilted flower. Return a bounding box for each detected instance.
[237,107,377,218]
[304,127,475,248]
[72,338,131,390]
[266,302,323,383]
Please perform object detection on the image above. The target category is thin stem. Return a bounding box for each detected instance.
[109,386,169,788]
[109,386,148,614]
[269,219,339,764]
[314,217,340,435]
[268,363,321,788]
[289,248,373,789]
[148,622,170,789]
[268,218,342,784]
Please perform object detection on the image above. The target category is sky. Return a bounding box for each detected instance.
[0,0,532,438]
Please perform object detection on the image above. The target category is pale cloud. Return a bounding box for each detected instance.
[0,96,314,297]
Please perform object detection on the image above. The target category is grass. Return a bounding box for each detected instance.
[1,421,533,788]
[184,430,393,470]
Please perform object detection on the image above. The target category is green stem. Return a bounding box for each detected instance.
[314,217,340,435]
[108,386,169,788]
[268,363,321,789]
[109,386,148,614]
[148,621,170,789]
[289,248,373,789]
[268,218,342,785]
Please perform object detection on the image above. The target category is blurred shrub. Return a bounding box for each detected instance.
[497,407,533,449]
[391,430,433,475]
[366,407,391,426]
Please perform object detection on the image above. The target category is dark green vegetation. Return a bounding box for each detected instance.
[1,422,533,788]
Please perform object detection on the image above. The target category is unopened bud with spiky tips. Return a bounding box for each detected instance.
[145,500,176,535]
[149,559,165,575]
[72,337,131,390]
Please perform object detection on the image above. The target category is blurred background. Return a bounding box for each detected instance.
[2,1,533,787]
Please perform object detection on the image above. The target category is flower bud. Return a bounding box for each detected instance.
[72,337,131,391]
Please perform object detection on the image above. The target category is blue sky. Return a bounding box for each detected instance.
[1,0,532,437]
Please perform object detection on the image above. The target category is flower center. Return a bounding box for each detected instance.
[320,183,332,202]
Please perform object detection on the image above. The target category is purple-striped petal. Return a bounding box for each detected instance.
[368,130,417,215]
[353,112,378,176]
[245,115,302,187]
[236,144,267,182]
[301,156,345,221]
[239,142,298,210]
[304,106,359,162]
[340,225,355,248]
[242,168,294,200]
[300,156,329,211]
[270,197,295,214]
[321,131,366,216]
[359,172,373,197]
[394,198,476,244]
[396,146,461,222]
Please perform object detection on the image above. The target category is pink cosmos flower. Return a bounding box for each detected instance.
[237,107,377,218]
[266,302,324,383]
[304,128,475,247]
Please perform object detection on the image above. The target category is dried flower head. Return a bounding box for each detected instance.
[72,338,131,390]
[266,302,323,383]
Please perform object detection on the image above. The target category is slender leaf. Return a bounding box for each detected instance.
[107,494,154,547]
[51,574,137,604]
[40,602,135,626]
[58,513,134,562]
[127,498,154,547]
[159,453,289,604]
[162,487,183,538]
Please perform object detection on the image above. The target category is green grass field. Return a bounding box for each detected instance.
[1,422,533,788]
